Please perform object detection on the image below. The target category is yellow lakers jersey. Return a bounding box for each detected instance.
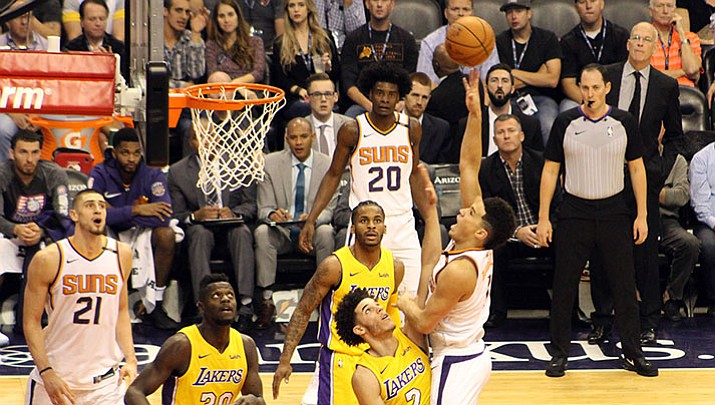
[166,325,248,405]
[319,246,400,355]
[357,328,431,405]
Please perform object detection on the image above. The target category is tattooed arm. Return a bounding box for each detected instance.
[272,256,342,399]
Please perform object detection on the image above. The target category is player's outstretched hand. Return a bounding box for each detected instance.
[232,394,266,405]
[41,369,76,404]
[462,68,482,115]
[298,222,315,253]
[416,163,437,208]
[120,361,138,386]
[396,293,418,313]
[272,363,293,399]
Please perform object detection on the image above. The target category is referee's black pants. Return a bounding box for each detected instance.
[550,195,643,360]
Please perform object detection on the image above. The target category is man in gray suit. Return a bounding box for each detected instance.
[167,130,257,331]
[255,117,337,328]
[304,73,352,159]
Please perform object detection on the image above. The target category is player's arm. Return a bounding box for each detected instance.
[415,165,440,305]
[628,157,648,245]
[299,121,358,253]
[398,259,476,334]
[535,160,560,247]
[352,366,386,405]
[125,333,192,405]
[386,259,405,325]
[23,245,76,404]
[272,256,342,399]
[408,118,429,221]
[459,69,484,209]
[117,242,138,384]
[236,335,266,405]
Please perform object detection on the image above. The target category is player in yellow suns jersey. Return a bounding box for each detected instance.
[125,274,265,405]
[273,200,406,405]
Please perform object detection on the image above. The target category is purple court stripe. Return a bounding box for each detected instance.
[318,293,334,345]
[318,346,334,405]
[436,351,484,405]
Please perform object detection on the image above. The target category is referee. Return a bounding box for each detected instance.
[536,64,657,378]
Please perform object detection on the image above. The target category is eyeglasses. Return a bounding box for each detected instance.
[309,91,335,99]
[629,34,655,43]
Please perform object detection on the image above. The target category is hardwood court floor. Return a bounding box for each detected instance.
[3,369,714,404]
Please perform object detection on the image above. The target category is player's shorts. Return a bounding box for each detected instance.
[430,348,491,405]
[26,373,126,405]
[346,212,421,295]
[317,346,360,405]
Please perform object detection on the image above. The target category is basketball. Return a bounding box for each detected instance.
[445,16,495,67]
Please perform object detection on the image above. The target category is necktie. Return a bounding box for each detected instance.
[319,125,329,155]
[291,163,306,242]
[629,71,641,123]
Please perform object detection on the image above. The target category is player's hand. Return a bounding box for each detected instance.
[415,163,437,208]
[272,363,293,399]
[119,360,138,385]
[132,201,173,220]
[516,225,540,249]
[535,219,552,247]
[298,221,315,253]
[462,68,482,114]
[633,215,648,245]
[190,7,209,33]
[396,293,417,313]
[41,369,77,405]
[232,394,265,404]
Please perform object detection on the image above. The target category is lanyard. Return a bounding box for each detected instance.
[657,27,673,70]
[298,30,313,71]
[579,18,607,63]
[511,37,529,69]
[368,23,392,62]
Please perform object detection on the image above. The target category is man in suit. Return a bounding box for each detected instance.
[403,72,451,164]
[304,73,352,160]
[255,117,337,328]
[591,22,684,344]
[479,114,554,327]
[167,128,258,331]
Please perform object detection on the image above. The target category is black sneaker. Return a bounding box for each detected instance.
[143,306,180,330]
[545,356,568,377]
[640,328,657,345]
[587,325,609,345]
[622,356,658,377]
[663,300,681,322]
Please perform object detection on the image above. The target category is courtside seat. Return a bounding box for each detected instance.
[679,85,710,133]
[53,148,95,175]
[64,168,89,207]
[602,0,650,34]
[431,163,461,228]
[392,0,443,42]
[531,0,579,38]
[274,253,317,290]
[698,47,715,97]
[473,0,509,36]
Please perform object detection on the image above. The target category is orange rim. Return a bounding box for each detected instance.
[29,116,115,129]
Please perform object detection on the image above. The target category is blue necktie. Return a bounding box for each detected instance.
[291,163,306,242]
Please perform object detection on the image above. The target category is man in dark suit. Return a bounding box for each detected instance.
[403,72,451,164]
[167,128,258,331]
[590,22,684,344]
[304,73,352,159]
[255,117,337,328]
[479,114,554,326]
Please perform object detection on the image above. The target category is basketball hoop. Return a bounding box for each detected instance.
[169,82,285,206]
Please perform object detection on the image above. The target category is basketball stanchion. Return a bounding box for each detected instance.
[29,115,114,164]
[169,82,285,207]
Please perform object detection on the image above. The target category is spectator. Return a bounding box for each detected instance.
[403,72,451,164]
[496,0,562,144]
[340,0,418,117]
[660,152,699,321]
[0,130,69,337]
[206,0,265,83]
[313,0,365,50]
[689,142,715,318]
[304,73,351,159]
[236,0,285,51]
[26,0,62,38]
[417,0,500,85]
[272,0,340,119]
[167,128,257,332]
[63,0,124,42]
[254,117,336,329]
[559,0,629,111]
[650,0,702,87]
[88,128,181,330]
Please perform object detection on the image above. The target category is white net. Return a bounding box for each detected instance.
[187,84,285,207]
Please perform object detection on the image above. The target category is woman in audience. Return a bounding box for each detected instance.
[271,0,339,118]
[206,0,265,84]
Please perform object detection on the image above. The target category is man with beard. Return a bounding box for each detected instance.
[89,128,180,330]
[24,189,137,404]
[0,130,69,339]
[125,273,265,405]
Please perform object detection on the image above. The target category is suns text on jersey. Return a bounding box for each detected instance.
[384,357,426,400]
[62,274,119,295]
[350,284,390,301]
[192,367,244,386]
[358,145,410,165]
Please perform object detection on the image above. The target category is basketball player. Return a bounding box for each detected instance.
[298,62,430,296]
[273,200,405,405]
[23,189,137,404]
[335,288,431,405]
[125,273,265,405]
[398,70,516,404]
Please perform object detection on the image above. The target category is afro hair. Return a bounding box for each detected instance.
[357,62,412,99]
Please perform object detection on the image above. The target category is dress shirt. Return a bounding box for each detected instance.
[0,32,48,50]
[311,113,336,158]
[689,142,715,229]
[618,61,651,122]
[291,152,314,217]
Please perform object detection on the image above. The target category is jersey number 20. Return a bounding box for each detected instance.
[368,166,401,192]
[200,392,233,405]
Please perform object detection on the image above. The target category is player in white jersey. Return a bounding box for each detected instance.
[398,70,516,405]
[298,62,430,295]
[24,189,136,405]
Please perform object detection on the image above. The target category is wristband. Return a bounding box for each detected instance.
[39,366,53,375]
